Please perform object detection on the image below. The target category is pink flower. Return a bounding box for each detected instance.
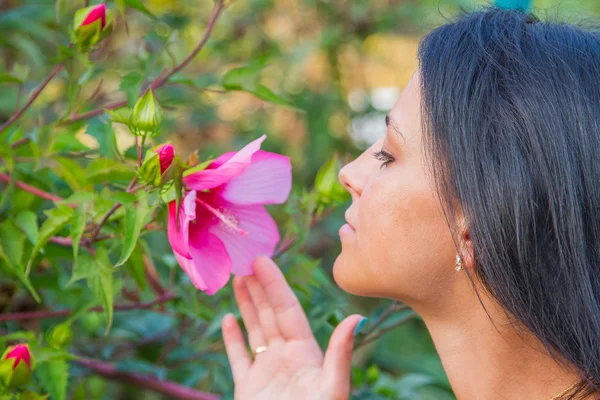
[82,4,106,29]
[4,344,31,370]
[167,135,292,295]
[156,143,174,174]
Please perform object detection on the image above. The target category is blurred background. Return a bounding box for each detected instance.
[1,0,599,398]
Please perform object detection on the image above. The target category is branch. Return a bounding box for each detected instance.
[74,357,219,400]
[0,292,176,322]
[66,0,226,124]
[0,172,64,203]
[354,311,418,350]
[0,63,64,135]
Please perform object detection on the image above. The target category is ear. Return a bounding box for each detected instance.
[459,227,476,270]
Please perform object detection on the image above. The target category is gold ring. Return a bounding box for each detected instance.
[253,345,268,356]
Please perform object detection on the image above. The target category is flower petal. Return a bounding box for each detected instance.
[220,150,292,205]
[167,191,197,259]
[187,224,232,295]
[183,135,266,191]
[209,203,280,276]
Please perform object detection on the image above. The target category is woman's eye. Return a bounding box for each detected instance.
[373,150,395,169]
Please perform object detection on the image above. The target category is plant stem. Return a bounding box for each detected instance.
[0,292,176,322]
[354,311,419,350]
[0,63,64,135]
[0,172,64,203]
[74,357,219,400]
[65,0,226,124]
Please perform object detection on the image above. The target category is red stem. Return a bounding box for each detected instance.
[74,357,219,400]
[0,63,64,134]
[0,172,64,203]
[0,292,176,322]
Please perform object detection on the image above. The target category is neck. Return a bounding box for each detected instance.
[405,273,581,400]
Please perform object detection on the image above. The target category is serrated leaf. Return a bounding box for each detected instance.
[71,205,87,260]
[85,158,136,184]
[14,211,38,245]
[86,118,120,159]
[102,190,137,205]
[116,194,151,266]
[35,359,68,400]
[26,205,74,275]
[119,72,143,107]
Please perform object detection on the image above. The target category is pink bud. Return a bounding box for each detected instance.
[82,4,106,29]
[4,344,31,370]
[156,144,174,174]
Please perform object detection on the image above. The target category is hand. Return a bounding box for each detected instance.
[221,255,364,400]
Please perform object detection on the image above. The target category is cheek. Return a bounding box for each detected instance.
[356,173,455,291]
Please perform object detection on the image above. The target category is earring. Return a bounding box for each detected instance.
[455,254,463,272]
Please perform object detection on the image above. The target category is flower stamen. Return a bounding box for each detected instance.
[196,197,248,237]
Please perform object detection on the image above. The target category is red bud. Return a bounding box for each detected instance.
[156,144,175,174]
[82,4,106,29]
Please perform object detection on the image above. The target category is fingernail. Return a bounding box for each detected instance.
[353,317,367,336]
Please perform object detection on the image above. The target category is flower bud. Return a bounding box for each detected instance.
[156,144,174,174]
[314,155,350,206]
[0,344,34,389]
[138,144,174,186]
[72,4,113,52]
[129,90,164,137]
[47,323,73,349]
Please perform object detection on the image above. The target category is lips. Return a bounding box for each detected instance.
[344,208,356,230]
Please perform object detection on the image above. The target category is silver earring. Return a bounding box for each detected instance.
[455,254,463,272]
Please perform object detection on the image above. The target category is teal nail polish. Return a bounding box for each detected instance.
[353,317,367,336]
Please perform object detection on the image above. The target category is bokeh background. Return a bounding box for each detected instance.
[1,0,599,398]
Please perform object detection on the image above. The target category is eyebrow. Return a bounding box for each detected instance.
[385,115,405,140]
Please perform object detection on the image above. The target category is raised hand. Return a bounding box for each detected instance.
[221,256,364,400]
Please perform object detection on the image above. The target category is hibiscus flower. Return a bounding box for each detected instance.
[167,135,292,295]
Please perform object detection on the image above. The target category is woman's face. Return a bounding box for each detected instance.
[334,72,459,302]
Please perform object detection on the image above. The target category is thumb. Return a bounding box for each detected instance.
[321,314,366,399]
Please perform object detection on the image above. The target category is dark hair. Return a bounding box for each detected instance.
[418,6,600,400]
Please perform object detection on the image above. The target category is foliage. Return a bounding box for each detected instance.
[1,0,597,399]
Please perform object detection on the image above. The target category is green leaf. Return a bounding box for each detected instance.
[0,72,22,84]
[0,220,25,268]
[26,205,74,275]
[86,118,120,159]
[67,250,114,333]
[91,248,114,334]
[35,359,68,400]
[71,205,87,260]
[124,0,157,19]
[85,158,136,184]
[14,211,38,245]
[125,243,147,291]
[102,190,137,206]
[54,157,88,191]
[119,72,143,107]
[116,193,151,267]
[182,158,213,177]
[105,107,132,125]
[222,66,296,108]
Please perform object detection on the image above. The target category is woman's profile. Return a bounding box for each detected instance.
[220,7,600,399]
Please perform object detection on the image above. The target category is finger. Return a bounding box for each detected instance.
[251,255,314,341]
[321,314,365,398]
[222,313,252,383]
[233,276,267,350]
[244,275,283,345]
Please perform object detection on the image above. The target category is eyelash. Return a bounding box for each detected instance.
[373,149,395,169]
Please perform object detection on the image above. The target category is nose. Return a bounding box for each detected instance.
[339,157,365,198]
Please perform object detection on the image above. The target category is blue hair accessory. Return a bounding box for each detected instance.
[495,0,532,12]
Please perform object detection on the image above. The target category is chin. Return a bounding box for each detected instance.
[333,252,370,296]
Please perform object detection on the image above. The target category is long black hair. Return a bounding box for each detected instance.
[418,7,600,399]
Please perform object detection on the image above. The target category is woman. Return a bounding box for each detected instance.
[221,7,600,399]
